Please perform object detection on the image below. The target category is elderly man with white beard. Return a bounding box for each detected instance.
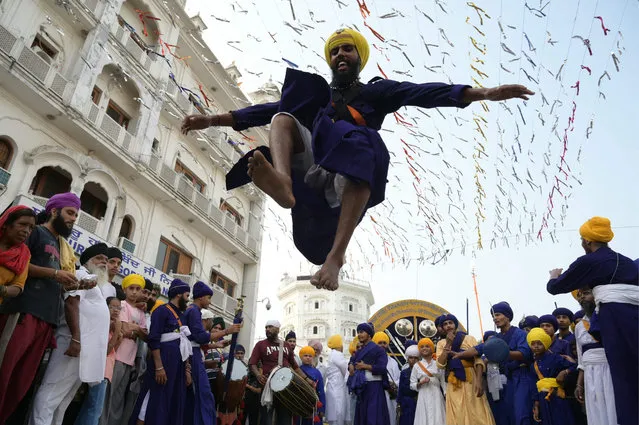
[29,243,111,425]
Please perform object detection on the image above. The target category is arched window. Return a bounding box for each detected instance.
[29,166,72,198]
[119,215,133,239]
[314,301,319,309]
[0,138,13,170]
[80,182,108,219]
[352,329,356,337]
[313,326,318,335]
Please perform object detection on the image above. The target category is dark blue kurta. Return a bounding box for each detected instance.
[228,68,470,265]
[183,305,215,425]
[548,337,571,357]
[129,303,186,425]
[296,364,326,425]
[531,351,577,425]
[477,326,534,425]
[397,367,417,425]
[350,341,390,425]
[547,247,638,425]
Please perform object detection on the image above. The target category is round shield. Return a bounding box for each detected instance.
[484,337,510,363]
[418,319,437,337]
[394,319,414,337]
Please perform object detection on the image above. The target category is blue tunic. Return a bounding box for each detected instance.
[477,326,534,425]
[129,303,186,425]
[183,305,215,425]
[531,351,577,425]
[548,337,570,357]
[227,68,470,265]
[296,364,326,425]
[397,367,417,425]
[547,247,638,425]
[350,341,390,425]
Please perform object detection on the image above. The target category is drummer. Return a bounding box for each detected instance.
[248,320,317,425]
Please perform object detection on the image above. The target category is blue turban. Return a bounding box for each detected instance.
[574,310,585,320]
[435,314,446,327]
[285,331,296,340]
[491,302,514,321]
[235,344,246,353]
[168,278,190,298]
[440,314,459,329]
[519,315,539,329]
[403,339,417,349]
[552,307,574,322]
[357,322,374,337]
[538,314,559,331]
[192,281,213,299]
[483,330,497,342]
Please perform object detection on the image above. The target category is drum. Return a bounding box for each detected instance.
[269,367,318,418]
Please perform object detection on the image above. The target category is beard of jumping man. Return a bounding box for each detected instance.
[330,44,361,88]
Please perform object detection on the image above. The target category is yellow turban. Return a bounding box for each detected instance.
[122,274,145,290]
[372,332,389,344]
[150,299,165,313]
[527,327,551,350]
[349,338,358,355]
[328,334,343,349]
[418,338,435,351]
[571,289,579,301]
[324,28,370,71]
[299,346,315,357]
[579,216,614,243]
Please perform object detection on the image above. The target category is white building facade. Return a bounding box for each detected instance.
[0,0,270,348]
[277,273,375,356]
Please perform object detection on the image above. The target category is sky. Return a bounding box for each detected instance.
[185,0,639,339]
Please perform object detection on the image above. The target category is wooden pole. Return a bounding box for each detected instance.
[472,267,485,337]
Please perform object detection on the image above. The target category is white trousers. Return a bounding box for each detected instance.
[29,373,81,425]
[584,360,617,425]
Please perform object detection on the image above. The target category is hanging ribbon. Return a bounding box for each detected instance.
[594,16,610,36]
[135,9,161,37]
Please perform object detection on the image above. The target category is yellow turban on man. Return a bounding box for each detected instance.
[299,346,315,357]
[372,331,389,344]
[418,338,435,351]
[579,216,614,243]
[526,327,551,350]
[327,334,343,349]
[324,28,370,71]
[122,273,145,289]
[150,299,165,313]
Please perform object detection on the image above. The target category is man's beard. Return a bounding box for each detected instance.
[86,263,109,287]
[52,214,73,238]
[331,61,360,87]
[581,300,596,317]
[178,296,188,312]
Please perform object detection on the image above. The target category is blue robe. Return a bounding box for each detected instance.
[477,326,534,425]
[557,332,575,346]
[227,68,470,265]
[350,341,390,425]
[548,337,570,357]
[183,305,215,425]
[129,303,186,425]
[397,367,417,425]
[531,351,577,425]
[296,364,326,425]
[547,246,638,425]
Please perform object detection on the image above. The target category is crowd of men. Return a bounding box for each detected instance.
[0,192,637,425]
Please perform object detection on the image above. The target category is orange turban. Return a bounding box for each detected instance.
[579,216,614,243]
[324,28,370,71]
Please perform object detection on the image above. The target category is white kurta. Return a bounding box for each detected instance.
[575,317,617,425]
[410,358,446,425]
[325,349,349,424]
[30,268,110,425]
[385,355,401,425]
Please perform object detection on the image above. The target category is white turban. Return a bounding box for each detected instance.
[201,309,214,320]
[266,320,281,328]
[405,345,420,358]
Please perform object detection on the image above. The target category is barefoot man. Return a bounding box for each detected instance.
[182,28,533,291]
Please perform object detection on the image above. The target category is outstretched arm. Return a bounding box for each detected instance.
[462,85,534,103]
[181,101,280,134]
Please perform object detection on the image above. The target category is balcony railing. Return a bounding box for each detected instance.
[147,155,260,257]
[85,102,138,153]
[0,168,11,187]
[110,17,152,72]
[0,25,73,103]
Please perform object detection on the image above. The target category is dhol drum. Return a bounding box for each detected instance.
[269,367,318,418]
[217,362,249,425]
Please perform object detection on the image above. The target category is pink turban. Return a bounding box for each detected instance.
[45,192,81,213]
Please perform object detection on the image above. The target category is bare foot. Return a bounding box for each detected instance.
[247,150,295,208]
[310,256,344,291]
